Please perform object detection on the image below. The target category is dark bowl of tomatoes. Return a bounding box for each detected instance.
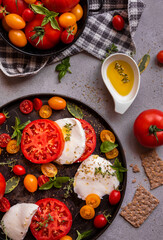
[0,0,90,57]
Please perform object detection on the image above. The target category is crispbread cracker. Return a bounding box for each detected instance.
[140,150,163,189]
[120,185,159,227]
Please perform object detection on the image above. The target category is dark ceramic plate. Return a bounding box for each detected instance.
[0,94,127,240]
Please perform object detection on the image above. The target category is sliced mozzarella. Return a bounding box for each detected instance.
[55,118,86,164]
[1,203,38,240]
[74,155,120,200]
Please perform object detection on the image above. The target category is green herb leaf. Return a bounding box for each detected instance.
[138,51,150,74]
[67,102,84,119]
[63,178,74,198]
[76,230,93,240]
[56,177,70,184]
[5,176,20,194]
[110,158,127,182]
[103,43,118,61]
[11,118,30,145]
[55,57,71,82]
[31,4,49,15]
[100,141,118,153]
[50,17,60,30]
[39,179,54,190]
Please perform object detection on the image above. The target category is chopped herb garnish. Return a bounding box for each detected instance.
[115,62,130,83]
[95,167,115,178]
[36,214,54,231]
[63,178,74,198]
[103,43,118,61]
[64,123,73,141]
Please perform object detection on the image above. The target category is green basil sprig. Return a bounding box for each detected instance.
[67,102,84,119]
[11,117,30,145]
[100,141,118,153]
[55,57,72,82]
[76,230,93,240]
[31,4,60,30]
[110,158,127,182]
[5,176,20,194]
[39,176,70,190]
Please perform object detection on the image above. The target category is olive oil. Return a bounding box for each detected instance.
[107,60,134,96]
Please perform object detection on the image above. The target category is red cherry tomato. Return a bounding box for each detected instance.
[0,173,6,199]
[35,1,43,6]
[157,50,163,64]
[0,134,11,148]
[37,175,49,187]
[94,214,108,228]
[0,197,10,212]
[109,190,121,205]
[19,99,33,114]
[112,15,125,31]
[0,6,8,19]
[33,98,43,111]
[61,29,74,44]
[13,165,26,176]
[22,8,35,22]
[0,113,7,125]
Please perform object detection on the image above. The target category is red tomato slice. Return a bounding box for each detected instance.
[75,119,96,162]
[30,198,72,240]
[0,133,11,147]
[33,98,43,111]
[0,197,10,212]
[21,119,64,164]
[20,99,33,114]
[37,175,49,187]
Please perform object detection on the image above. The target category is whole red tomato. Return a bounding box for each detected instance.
[25,14,61,50]
[3,0,28,15]
[157,50,163,64]
[112,15,125,31]
[61,29,74,44]
[94,214,108,228]
[42,0,80,13]
[0,173,6,200]
[109,190,121,205]
[13,165,26,176]
[134,109,163,148]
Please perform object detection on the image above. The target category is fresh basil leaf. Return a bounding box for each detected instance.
[5,176,20,194]
[55,64,67,72]
[11,129,18,139]
[59,71,67,82]
[15,117,21,128]
[39,180,54,190]
[62,57,70,67]
[76,230,93,240]
[53,181,62,188]
[16,130,22,145]
[56,177,70,184]
[41,16,50,26]
[100,141,118,153]
[116,171,123,183]
[113,158,122,167]
[67,102,84,119]
[50,18,60,30]
[31,4,49,15]
[18,120,31,130]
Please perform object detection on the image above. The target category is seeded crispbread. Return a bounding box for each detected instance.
[120,185,159,228]
[140,150,163,189]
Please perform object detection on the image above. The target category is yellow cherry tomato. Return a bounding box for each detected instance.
[100,130,115,143]
[2,17,11,32]
[41,163,58,178]
[85,194,101,208]
[9,30,27,48]
[105,148,119,159]
[48,96,66,110]
[39,105,52,118]
[59,13,76,28]
[24,0,36,3]
[71,4,83,21]
[5,14,26,29]
[24,174,38,192]
[60,236,72,240]
[69,23,78,35]
[6,140,20,154]
[80,205,95,220]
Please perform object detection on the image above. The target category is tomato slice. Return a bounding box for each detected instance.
[75,119,96,162]
[37,175,49,187]
[105,148,119,159]
[33,98,43,111]
[30,198,72,240]
[0,197,10,212]
[21,119,64,164]
[41,163,58,177]
[6,139,20,154]
[0,133,11,147]
[100,130,115,143]
[39,105,52,119]
[20,99,33,114]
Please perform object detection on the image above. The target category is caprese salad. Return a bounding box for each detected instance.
[0,95,127,240]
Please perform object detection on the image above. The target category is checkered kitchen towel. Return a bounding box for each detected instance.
[0,0,145,77]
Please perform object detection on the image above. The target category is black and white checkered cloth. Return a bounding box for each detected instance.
[0,0,145,77]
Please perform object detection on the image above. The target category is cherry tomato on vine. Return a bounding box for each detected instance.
[22,8,35,22]
[0,111,9,125]
[0,197,10,212]
[71,4,83,21]
[5,14,26,29]
[112,15,125,31]
[157,50,163,64]
[109,190,121,205]
[61,29,74,44]
[19,99,33,114]
[37,175,49,187]
[94,214,108,228]
[0,173,6,199]
[48,96,66,110]
[24,174,38,192]
[9,29,27,48]
[59,12,76,28]
[0,134,11,148]
[33,98,43,111]
[13,165,26,176]
[6,140,20,154]
[0,6,8,19]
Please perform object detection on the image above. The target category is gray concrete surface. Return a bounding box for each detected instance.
[0,0,163,239]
